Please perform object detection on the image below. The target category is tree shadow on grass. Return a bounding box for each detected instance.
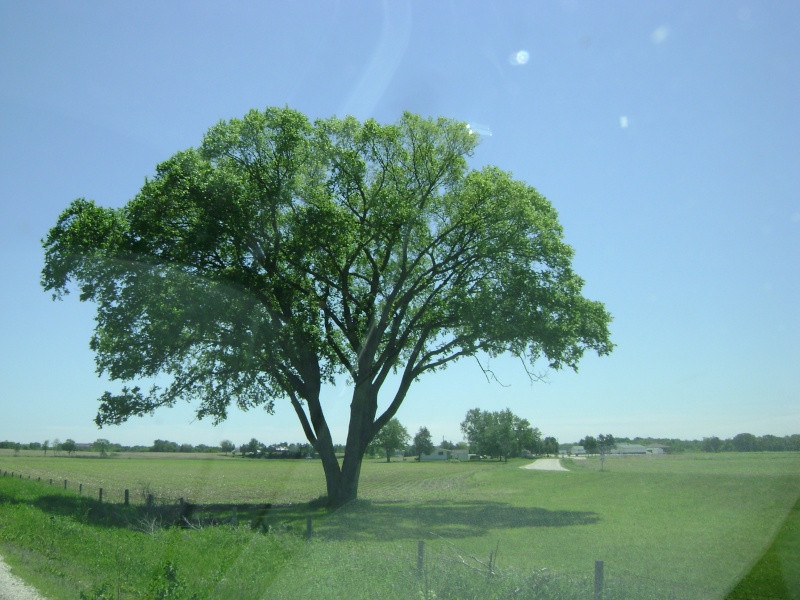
[310,500,600,541]
[4,489,598,541]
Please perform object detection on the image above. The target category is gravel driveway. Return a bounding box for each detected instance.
[521,458,570,471]
[0,556,46,600]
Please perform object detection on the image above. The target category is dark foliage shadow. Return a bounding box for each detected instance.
[3,485,598,541]
[310,500,600,541]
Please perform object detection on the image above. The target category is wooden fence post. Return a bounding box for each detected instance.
[64,480,68,490]
[147,494,154,507]
[124,489,129,506]
[99,488,103,504]
[79,483,83,495]
[594,560,604,600]
[417,540,425,573]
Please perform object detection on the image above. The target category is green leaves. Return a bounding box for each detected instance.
[370,418,410,461]
[460,408,540,460]
[41,198,128,300]
[42,107,612,501]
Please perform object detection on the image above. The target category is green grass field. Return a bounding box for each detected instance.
[1,451,798,599]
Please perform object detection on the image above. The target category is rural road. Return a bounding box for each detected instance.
[521,458,570,471]
[0,556,46,600]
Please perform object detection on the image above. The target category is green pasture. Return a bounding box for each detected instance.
[0,451,798,599]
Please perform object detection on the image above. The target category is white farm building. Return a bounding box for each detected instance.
[608,444,665,455]
[419,447,470,461]
[567,444,665,456]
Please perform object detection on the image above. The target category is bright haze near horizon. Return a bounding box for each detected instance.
[1,2,798,449]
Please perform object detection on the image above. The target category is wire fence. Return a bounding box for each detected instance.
[1,467,173,507]
[2,469,786,600]
[408,536,763,600]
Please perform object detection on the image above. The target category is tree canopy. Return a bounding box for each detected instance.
[461,408,541,461]
[579,435,599,454]
[42,107,613,505]
[370,418,410,462]
[413,426,435,460]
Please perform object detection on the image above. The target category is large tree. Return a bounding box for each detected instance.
[42,107,613,506]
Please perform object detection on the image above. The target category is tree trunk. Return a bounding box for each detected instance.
[334,451,364,506]
[318,444,343,502]
[322,383,376,507]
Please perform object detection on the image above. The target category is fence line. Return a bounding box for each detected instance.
[2,469,780,599]
[1,467,172,508]
[412,537,772,600]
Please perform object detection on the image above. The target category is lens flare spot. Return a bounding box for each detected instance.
[651,26,670,44]
[619,116,629,129]
[508,50,530,66]
[466,122,493,137]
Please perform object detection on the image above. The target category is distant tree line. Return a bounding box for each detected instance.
[460,408,559,461]
[560,433,800,454]
[236,439,315,459]
[3,431,798,458]
[575,434,617,455]
[0,439,227,455]
[699,433,800,453]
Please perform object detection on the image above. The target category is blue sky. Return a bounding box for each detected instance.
[1,1,798,448]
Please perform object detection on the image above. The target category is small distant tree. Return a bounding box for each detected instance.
[13,443,21,456]
[245,438,260,458]
[597,434,616,454]
[702,436,722,453]
[300,443,315,458]
[93,438,111,457]
[42,440,50,456]
[151,439,179,452]
[542,436,559,456]
[52,438,61,456]
[371,419,410,462]
[413,427,435,460]
[579,435,598,455]
[516,422,541,456]
[62,439,77,456]
[732,433,757,452]
[220,440,235,455]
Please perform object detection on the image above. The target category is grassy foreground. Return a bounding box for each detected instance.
[1,452,798,599]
